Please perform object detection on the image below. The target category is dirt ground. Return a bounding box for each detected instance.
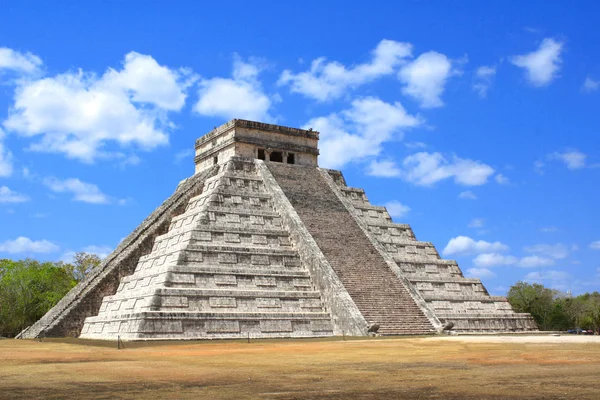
[1,335,599,399]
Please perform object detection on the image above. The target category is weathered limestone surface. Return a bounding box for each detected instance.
[257,161,367,336]
[25,119,537,339]
[267,162,436,335]
[326,170,537,332]
[18,166,219,339]
[80,159,335,340]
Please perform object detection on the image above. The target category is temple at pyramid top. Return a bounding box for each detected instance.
[194,119,320,173]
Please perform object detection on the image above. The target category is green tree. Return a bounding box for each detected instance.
[69,252,102,282]
[507,281,562,330]
[0,259,76,337]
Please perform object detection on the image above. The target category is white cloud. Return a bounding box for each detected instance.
[400,152,495,186]
[524,243,570,259]
[0,47,42,75]
[0,186,29,203]
[0,128,13,177]
[279,39,412,101]
[539,226,559,233]
[549,150,587,170]
[0,236,59,253]
[468,218,485,228]
[473,253,517,267]
[43,177,111,204]
[582,77,600,92]
[443,236,509,256]
[518,255,555,268]
[473,65,496,97]
[194,56,273,121]
[305,97,421,169]
[466,267,496,279]
[366,160,402,177]
[458,190,477,200]
[495,173,509,184]
[590,241,600,250]
[384,200,410,218]
[510,38,563,86]
[398,51,454,108]
[3,52,193,163]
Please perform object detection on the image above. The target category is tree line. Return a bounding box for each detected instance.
[507,281,600,331]
[0,253,101,338]
[1,256,599,337]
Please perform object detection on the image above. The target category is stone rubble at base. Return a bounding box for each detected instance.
[21,119,537,340]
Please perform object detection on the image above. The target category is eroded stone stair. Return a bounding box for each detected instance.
[267,162,435,335]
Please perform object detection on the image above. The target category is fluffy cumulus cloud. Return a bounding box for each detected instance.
[43,177,111,204]
[366,160,402,177]
[473,253,517,267]
[384,200,410,219]
[0,236,59,253]
[510,38,563,86]
[472,65,496,98]
[399,152,495,186]
[398,51,454,108]
[278,39,412,101]
[518,255,555,268]
[0,185,29,203]
[0,128,13,177]
[495,173,509,184]
[305,97,421,169]
[0,47,43,75]
[194,56,273,121]
[442,236,509,256]
[549,150,587,170]
[3,51,194,163]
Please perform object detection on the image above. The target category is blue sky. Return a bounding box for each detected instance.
[1,1,599,295]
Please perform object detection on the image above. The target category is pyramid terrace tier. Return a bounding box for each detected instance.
[81,311,334,340]
[95,287,325,313]
[116,266,315,293]
[434,313,539,331]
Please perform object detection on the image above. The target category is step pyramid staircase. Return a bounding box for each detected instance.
[21,119,537,340]
[323,169,538,332]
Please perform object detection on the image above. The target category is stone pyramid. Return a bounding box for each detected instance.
[20,119,537,340]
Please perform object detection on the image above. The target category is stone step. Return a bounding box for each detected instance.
[268,163,434,335]
[422,294,508,302]
[81,311,334,340]
[168,265,310,277]
[85,310,333,324]
[435,313,535,320]
[403,275,480,284]
[106,287,322,301]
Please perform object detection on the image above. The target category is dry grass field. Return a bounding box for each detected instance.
[1,335,599,399]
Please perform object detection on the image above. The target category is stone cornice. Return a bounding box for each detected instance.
[195,119,320,148]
